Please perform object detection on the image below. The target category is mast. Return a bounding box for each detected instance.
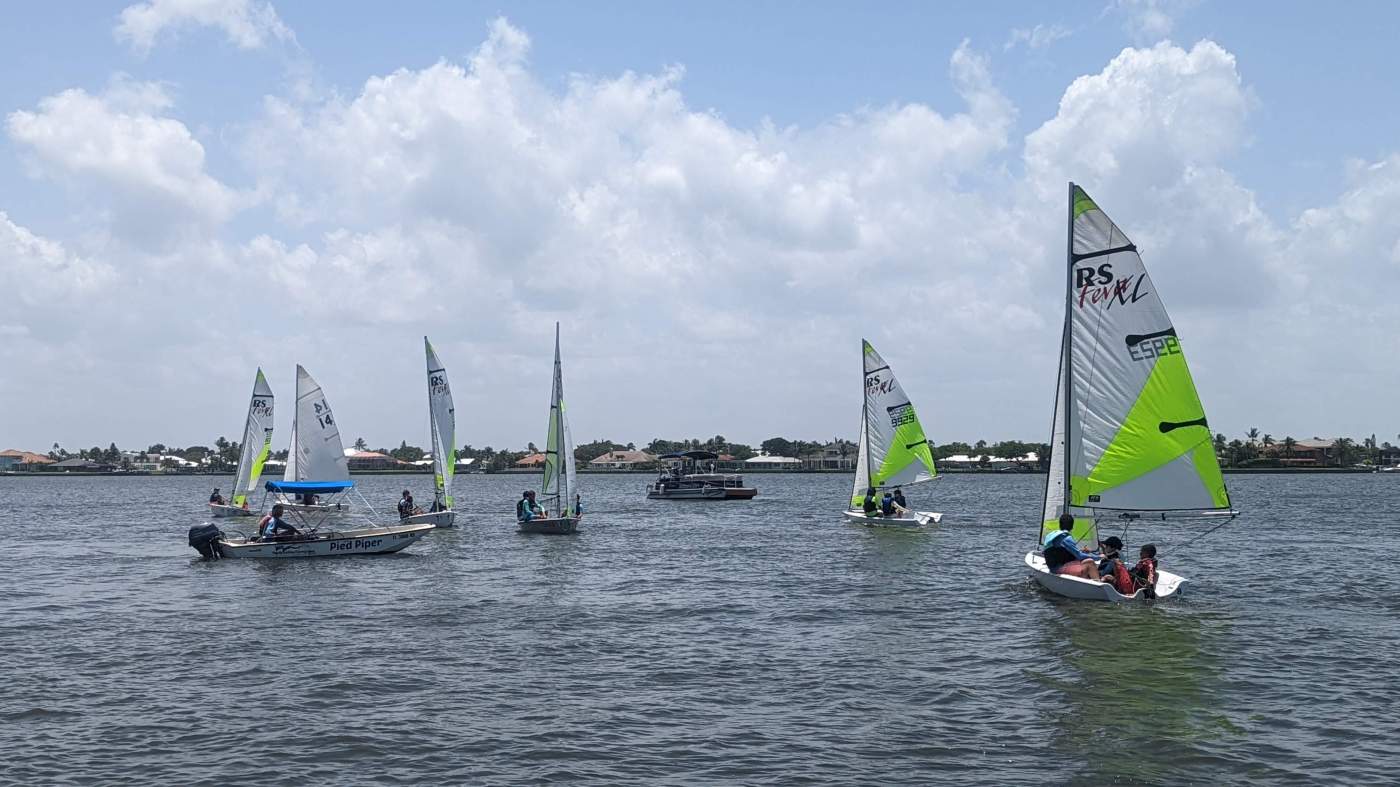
[862,340,873,492]
[425,337,442,507]
[1062,182,1076,526]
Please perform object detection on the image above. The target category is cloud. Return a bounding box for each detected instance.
[1109,0,1198,44]
[6,77,243,246]
[5,19,1400,450]
[1005,23,1072,51]
[115,0,293,55]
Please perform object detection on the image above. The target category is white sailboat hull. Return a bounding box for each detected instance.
[209,503,256,519]
[1024,552,1185,602]
[216,523,434,558]
[402,510,455,528]
[518,517,578,535]
[843,509,942,527]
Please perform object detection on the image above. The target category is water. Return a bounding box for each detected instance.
[2,472,1398,785]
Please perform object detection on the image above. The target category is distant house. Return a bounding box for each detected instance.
[589,450,656,470]
[344,450,402,471]
[802,443,856,471]
[515,453,547,468]
[1266,438,1334,467]
[0,450,55,470]
[454,457,478,472]
[50,458,115,472]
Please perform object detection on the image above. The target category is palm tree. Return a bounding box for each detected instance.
[354,437,368,451]
[1282,436,1296,459]
[1213,433,1228,461]
[1331,437,1354,467]
[1262,433,1274,449]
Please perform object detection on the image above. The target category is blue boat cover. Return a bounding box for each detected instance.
[265,480,355,493]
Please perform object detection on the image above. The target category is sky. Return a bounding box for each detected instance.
[3,0,1400,453]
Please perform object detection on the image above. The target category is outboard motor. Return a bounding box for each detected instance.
[188,523,224,561]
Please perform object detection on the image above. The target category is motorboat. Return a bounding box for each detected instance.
[646,451,757,500]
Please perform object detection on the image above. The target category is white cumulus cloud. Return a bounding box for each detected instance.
[115,0,293,55]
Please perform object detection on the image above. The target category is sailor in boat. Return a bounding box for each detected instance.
[1130,544,1159,599]
[861,487,879,516]
[209,487,225,505]
[879,491,907,517]
[1042,513,1104,581]
[397,490,417,520]
[516,490,543,522]
[257,504,301,542]
[892,487,908,511]
[1095,536,1135,595]
[573,493,583,519]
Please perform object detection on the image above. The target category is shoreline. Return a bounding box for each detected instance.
[2,467,1385,478]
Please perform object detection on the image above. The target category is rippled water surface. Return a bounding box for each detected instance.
[3,472,1399,785]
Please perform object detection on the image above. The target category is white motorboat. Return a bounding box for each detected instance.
[518,324,581,535]
[843,340,942,528]
[1027,183,1237,601]
[209,369,275,518]
[209,521,434,558]
[402,337,457,528]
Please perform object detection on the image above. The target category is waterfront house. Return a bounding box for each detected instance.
[802,443,857,471]
[588,450,656,470]
[50,457,115,472]
[0,450,55,470]
[344,450,403,471]
[515,453,547,468]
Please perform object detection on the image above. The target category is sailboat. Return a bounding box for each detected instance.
[519,323,580,534]
[403,337,456,528]
[842,340,943,527]
[209,369,275,518]
[201,364,435,558]
[276,365,353,513]
[1026,183,1237,601]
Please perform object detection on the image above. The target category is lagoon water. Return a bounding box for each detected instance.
[2,472,1398,785]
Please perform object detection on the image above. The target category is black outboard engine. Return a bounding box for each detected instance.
[188,523,224,561]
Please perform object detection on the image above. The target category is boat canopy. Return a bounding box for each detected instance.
[265,480,354,493]
[661,450,718,460]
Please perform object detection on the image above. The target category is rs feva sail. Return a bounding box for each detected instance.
[425,337,455,509]
[1041,184,1231,544]
[231,369,275,507]
[284,365,350,482]
[540,323,578,517]
[850,340,937,507]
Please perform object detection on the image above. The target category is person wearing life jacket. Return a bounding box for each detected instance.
[1042,513,1103,580]
[1130,544,1159,599]
[397,490,416,520]
[862,487,879,515]
[892,487,908,511]
[258,504,300,541]
[1096,536,1136,595]
[209,487,225,505]
[880,491,897,516]
[516,490,542,522]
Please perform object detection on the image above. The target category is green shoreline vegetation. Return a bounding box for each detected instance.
[6,429,1397,476]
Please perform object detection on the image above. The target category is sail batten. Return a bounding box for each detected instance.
[231,369,275,508]
[1044,183,1231,542]
[849,340,937,507]
[424,338,456,509]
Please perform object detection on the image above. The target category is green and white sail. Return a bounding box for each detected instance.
[424,337,455,510]
[230,368,275,508]
[850,340,937,507]
[540,323,578,517]
[1041,184,1232,544]
[284,365,350,482]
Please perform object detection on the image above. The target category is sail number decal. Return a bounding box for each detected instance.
[313,398,335,430]
[887,402,916,429]
[250,397,272,417]
[866,373,894,396]
[1075,263,1149,310]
